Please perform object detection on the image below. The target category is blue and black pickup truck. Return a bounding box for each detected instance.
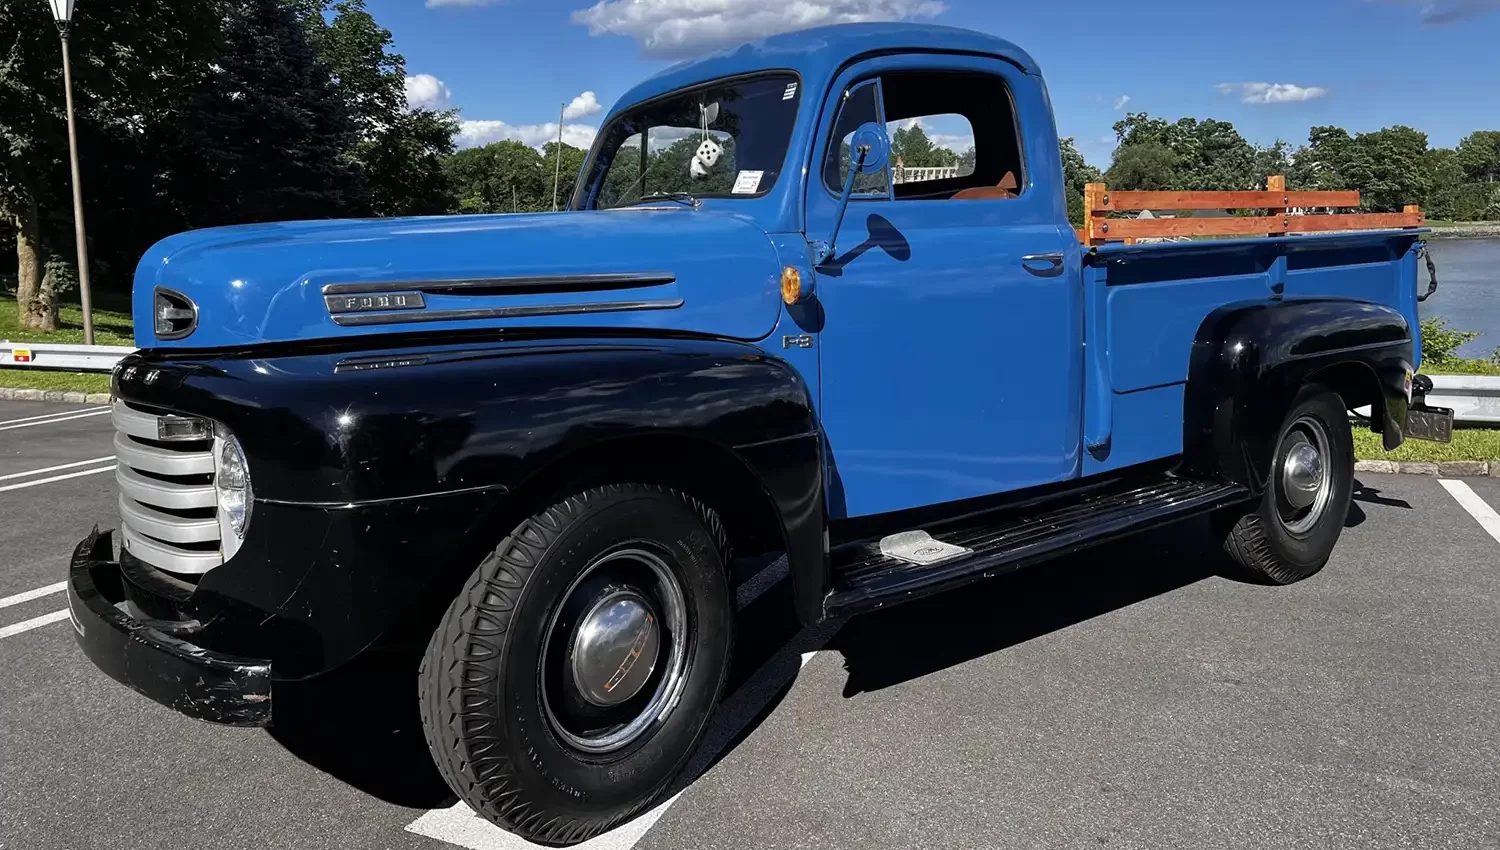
[68,22,1452,846]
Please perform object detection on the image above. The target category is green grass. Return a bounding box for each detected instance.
[0,368,111,394]
[0,296,134,347]
[1424,358,1500,377]
[1354,426,1500,462]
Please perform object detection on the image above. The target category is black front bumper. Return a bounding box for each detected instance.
[68,529,272,726]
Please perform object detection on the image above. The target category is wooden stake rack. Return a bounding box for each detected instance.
[1078,176,1425,245]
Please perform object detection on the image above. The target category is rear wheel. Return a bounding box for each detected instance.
[1215,385,1354,584]
[419,484,732,846]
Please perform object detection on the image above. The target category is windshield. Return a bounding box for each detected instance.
[576,74,802,210]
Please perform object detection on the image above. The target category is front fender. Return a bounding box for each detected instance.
[1182,298,1413,492]
[113,332,826,671]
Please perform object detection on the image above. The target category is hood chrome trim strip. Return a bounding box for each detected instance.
[321,271,676,297]
[329,298,685,327]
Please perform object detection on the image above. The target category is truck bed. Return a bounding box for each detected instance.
[1079,230,1425,475]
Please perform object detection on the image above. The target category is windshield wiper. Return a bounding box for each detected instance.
[631,192,701,209]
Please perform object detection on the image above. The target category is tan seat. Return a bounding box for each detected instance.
[951,171,1018,200]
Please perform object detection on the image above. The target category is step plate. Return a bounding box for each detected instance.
[826,478,1251,618]
[879,531,973,566]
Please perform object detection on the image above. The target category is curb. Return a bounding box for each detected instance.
[0,387,111,405]
[1355,459,1499,477]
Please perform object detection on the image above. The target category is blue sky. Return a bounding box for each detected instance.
[378,0,1500,166]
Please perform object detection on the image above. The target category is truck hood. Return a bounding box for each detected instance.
[132,210,785,349]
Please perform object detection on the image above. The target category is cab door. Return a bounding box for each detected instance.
[806,55,1084,519]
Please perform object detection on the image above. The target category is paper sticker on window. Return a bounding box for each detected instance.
[783,83,798,101]
[732,171,765,194]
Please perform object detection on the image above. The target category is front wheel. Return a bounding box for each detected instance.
[419,484,733,846]
[1214,385,1354,584]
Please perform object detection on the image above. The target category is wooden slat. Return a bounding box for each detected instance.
[1097,211,1425,240]
[1083,182,1107,243]
[1094,189,1362,212]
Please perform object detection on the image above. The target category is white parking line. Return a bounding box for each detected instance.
[0,456,116,483]
[0,609,70,640]
[0,464,115,495]
[1439,479,1500,546]
[0,407,110,428]
[406,557,839,850]
[0,408,112,431]
[0,582,67,610]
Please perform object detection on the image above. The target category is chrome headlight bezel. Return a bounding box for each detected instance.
[213,425,252,554]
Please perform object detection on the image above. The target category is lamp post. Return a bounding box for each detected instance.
[47,0,95,345]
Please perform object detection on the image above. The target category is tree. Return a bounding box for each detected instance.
[1111,112,1258,191]
[446,141,548,213]
[299,0,459,216]
[1354,125,1429,211]
[1105,141,1180,191]
[1455,131,1500,184]
[1,0,220,328]
[891,123,957,169]
[543,142,589,210]
[1059,137,1101,227]
[154,0,359,229]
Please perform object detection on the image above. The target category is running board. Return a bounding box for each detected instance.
[824,478,1251,619]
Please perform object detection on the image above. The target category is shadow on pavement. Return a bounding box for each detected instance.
[267,647,456,810]
[1352,479,1413,510]
[830,517,1228,697]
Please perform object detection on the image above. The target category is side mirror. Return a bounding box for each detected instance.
[814,122,890,266]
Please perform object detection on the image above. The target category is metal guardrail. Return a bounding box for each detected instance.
[1428,374,1500,425]
[0,339,135,373]
[2,338,1497,425]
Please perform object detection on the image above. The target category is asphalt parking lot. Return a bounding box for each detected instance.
[2,397,1498,850]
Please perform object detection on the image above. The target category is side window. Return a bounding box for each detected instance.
[880,71,1025,201]
[822,79,890,198]
[889,114,976,186]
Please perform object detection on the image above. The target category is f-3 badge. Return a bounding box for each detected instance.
[782,335,814,350]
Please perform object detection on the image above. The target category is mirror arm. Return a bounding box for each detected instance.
[814,144,870,266]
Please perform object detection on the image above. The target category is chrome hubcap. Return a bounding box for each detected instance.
[1276,414,1334,536]
[541,549,688,755]
[570,589,661,707]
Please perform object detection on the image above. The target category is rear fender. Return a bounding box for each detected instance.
[1182,298,1413,492]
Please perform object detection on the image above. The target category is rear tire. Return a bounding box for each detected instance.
[1214,385,1354,584]
[419,484,732,846]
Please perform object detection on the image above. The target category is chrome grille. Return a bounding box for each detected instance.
[113,401,225,576]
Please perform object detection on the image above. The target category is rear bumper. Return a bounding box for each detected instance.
[68,529,272,727]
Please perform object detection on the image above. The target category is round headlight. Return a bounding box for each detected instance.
[216,432,252,538]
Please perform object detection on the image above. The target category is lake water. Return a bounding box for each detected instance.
[1421,238,1500,360]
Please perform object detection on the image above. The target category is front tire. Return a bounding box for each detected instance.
[1215,385,1354,584]
[419,484,733,846]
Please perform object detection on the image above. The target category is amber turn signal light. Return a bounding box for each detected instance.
[781,266,805,305]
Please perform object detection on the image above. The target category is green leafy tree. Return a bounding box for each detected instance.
[1455,131,1500,184]
[543,141,589,210]
[1059,137,1101,227]
[1105,141,1180,191]
[1,0,220,328]
[1111,112,1257,190]
[299,0,458,216]
[445,140,548,213]
[891,123,957,169]
[154,0,359,228]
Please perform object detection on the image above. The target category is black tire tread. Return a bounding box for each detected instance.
[418,483,729,847]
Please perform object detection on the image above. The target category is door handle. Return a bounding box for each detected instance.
[1021,253,1065,277]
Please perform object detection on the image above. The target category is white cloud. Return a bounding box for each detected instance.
[404,74,452,110]
[458,120,599,151]
[425,0,505,7]
[1372,0,1500,24]
[1113,94,1131,111]
[562,91,603,121]
[572,0,947,58]
[1216,82,1328,104]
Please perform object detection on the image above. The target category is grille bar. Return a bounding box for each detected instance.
[113,401,225,578]
[113,431,215,476]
